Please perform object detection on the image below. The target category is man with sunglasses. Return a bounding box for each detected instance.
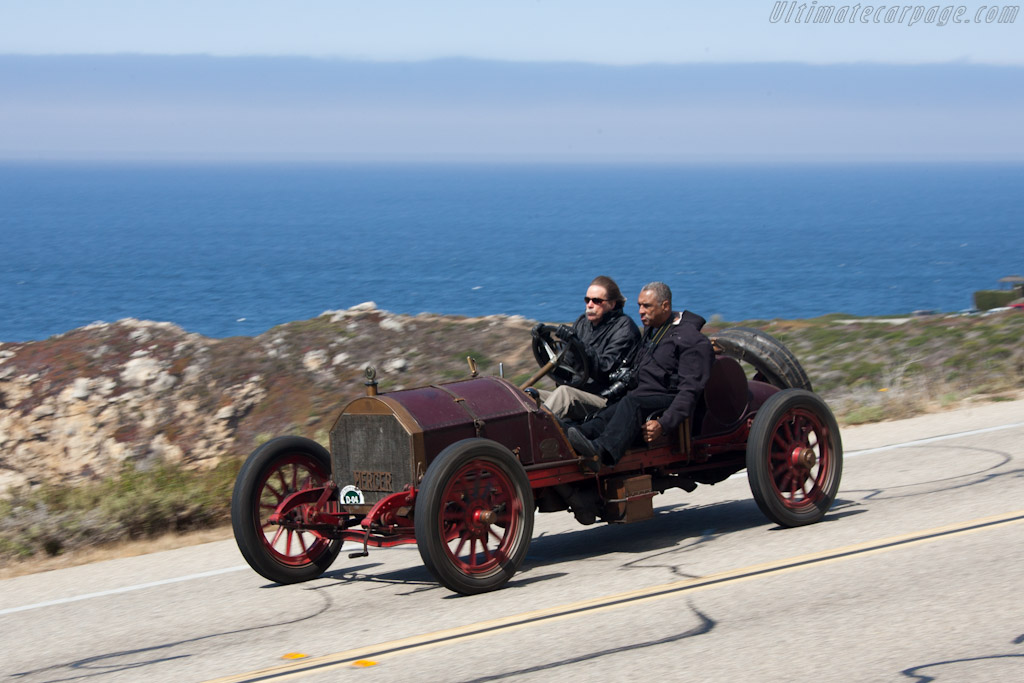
[567,281,714,471]
[537,275,641,421]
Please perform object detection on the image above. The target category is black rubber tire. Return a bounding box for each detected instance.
[231,436,341,584]
[415,439,535,595]
[530,325,591,389]
[746,389,842,527]
[711,327,813,391]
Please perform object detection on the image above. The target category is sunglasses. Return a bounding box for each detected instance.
[584,296,608,305]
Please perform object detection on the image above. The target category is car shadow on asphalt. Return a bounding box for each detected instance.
[311,497,863,595]
[525,497,771,563]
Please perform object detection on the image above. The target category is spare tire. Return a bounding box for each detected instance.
[709,327,812,392]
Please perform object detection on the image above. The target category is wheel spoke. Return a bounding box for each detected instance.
[780,419,795,444]
[772,431,789,453]
[480,537,493,563]
[777,469,792,493]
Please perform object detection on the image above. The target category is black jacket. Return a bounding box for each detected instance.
[571,307,641,393]
[631,310,714,430]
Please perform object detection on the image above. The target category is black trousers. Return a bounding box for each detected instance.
[577,393,675,463]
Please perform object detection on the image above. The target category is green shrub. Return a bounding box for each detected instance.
[974,290,1016,310]
[843,404,888,425]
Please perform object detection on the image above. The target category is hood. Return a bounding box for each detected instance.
[674,310,707,331]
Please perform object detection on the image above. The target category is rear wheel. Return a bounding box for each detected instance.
[711,327,812,391]
[231,436,341,584]
[746,389,842,527]
[415,439,534,595]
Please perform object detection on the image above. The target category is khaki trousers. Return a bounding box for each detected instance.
[537,385,607,421]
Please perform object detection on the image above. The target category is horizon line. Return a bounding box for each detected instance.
[2,53,1023,68]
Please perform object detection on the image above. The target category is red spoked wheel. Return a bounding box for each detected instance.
[746,389,843,527]
[415,439,534,595]
[231,436,341,584]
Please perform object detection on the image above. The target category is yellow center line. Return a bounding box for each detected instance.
[205,509,1024,683]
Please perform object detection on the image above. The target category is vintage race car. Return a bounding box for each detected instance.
[231,326,842,595]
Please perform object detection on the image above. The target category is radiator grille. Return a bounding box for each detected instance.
[331,413,414,506]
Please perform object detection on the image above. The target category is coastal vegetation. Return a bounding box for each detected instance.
[1,307,1022,570]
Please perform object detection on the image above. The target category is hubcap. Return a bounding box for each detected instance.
[794,447,817,469]
[474,509,497,526]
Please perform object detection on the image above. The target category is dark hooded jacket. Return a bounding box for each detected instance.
[631,310,714,430]
[570,307,641,394]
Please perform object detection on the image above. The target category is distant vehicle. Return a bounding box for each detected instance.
[231,326,843,595]
[947,308,980,318]
[1010,302,1024,310]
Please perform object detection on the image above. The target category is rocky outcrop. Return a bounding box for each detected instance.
[0,305,535,492]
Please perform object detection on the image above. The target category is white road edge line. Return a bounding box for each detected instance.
[4,420,1022,616]
[845,421,1024,457]
[0,565,248,616]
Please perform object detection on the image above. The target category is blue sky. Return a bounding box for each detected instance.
[0,1,1021,162]
[2,0,1020,64]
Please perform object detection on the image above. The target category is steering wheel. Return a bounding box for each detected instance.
[529,324,590,389]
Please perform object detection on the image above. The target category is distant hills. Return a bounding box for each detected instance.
[1,56,1021,162]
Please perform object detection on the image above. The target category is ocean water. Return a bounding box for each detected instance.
[0,162,1021,342]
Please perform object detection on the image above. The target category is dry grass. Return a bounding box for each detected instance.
[0,525,233,579]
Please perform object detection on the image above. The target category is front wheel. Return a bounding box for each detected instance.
[415,439,534,595]
[231,436,341,584]
[746,389,842,527]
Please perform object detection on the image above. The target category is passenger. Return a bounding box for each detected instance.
[567,281,714,471]
[536,275,641,421]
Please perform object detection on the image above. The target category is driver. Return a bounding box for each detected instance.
[536,275,641,421]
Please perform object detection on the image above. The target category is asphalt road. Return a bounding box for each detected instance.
[2,399,1022,683]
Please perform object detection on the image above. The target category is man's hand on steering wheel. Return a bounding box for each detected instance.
[529,322,591,389]
[554,324,577,342]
